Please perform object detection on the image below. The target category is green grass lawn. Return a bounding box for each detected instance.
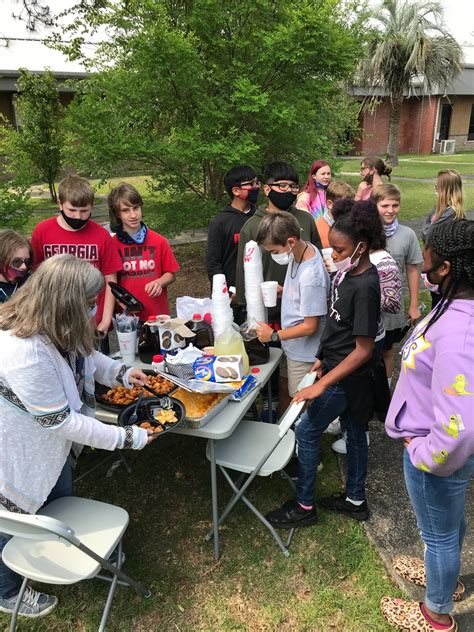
[0,431,402,631]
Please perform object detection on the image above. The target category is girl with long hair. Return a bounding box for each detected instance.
[421,169,466,309]
[296,160,332,220]
[382,220,474,632]
[355,156,392,201]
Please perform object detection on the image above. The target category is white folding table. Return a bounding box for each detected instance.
[94,347,282,559]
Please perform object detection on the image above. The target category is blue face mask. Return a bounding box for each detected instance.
[89,304,98,318]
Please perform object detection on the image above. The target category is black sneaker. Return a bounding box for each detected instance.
[266,498,318,529]
[319,492,369,521]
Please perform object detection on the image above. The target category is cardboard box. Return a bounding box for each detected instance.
[193,354,243,383]
[159,318,194,352]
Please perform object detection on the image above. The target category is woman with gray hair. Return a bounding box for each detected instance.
[0,254,154,619]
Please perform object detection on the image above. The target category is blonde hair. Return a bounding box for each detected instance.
[326,181,355,203]
[58,175,94,207]
[371,183,401,204]
[435,170,465,221]
[0,254,103,355]
[0,229,32,273]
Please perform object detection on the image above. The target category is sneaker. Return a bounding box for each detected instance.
[284,457,323,481]
[331,431,370,455]
[319,492,369,521]
[0,586,58,618]
[266,498,318,529]
[331,433,347,454]
[325,418,341,435]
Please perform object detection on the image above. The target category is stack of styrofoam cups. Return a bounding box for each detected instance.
[244,240,267,324]
[211,274,234,339]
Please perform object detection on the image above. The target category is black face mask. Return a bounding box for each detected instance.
[61,210,90,230]
[268,190,297,211]
[246,188,260,204]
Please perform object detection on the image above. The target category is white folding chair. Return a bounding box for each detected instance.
[0,496,151,632]
[205,373,316,557]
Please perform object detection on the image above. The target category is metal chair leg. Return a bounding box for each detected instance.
[98,540,122,632]
[9,576,28,632]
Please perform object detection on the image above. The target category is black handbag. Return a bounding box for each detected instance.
[244,338,270,365]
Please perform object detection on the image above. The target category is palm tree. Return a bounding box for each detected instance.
[360,0,463,165]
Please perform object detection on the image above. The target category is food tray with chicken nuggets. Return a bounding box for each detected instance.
[171,387,230,429]
[95,370,176,412]
[118,396,185,436]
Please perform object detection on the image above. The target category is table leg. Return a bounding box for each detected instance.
[209,438,220,559]
[267,376,273,423]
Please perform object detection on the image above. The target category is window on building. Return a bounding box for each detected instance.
[468,105,474,141]
[439,104,452,141]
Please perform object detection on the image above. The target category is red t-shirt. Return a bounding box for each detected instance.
[31,217,123,322]
[111,229,180,321]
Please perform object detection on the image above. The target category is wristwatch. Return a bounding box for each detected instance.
[270,330,280,343]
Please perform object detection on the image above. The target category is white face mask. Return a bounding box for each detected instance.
[333,242,362,273]
[271,244,293,265]
[89,304,98,318]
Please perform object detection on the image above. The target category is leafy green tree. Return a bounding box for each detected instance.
[4,69,65,202]
[0,181,31,231]
[57,0,365,209]
[359,0,463,166]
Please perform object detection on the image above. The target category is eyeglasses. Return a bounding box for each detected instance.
[269,182,300,193]
[239,179,260,189]
[10,258,32,269]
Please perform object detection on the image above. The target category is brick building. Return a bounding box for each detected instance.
[0,39,88,127]
[349,57,474,155]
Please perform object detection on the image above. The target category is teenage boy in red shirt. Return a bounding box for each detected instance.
[108,183,179,321]
[32,175,122,334]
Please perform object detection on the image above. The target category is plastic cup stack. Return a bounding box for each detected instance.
[211,274,234,338]
[244,240,267,323]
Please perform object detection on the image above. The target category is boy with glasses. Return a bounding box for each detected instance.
[206,165,259,323]
[235,162,322,415]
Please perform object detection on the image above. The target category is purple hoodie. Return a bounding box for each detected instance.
[385,299,474,476]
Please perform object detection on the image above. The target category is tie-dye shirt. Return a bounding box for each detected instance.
[385,299,474,476]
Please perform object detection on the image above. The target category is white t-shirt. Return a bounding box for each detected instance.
[281,243,330,362]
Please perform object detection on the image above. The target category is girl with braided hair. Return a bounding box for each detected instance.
[382,219,474,632]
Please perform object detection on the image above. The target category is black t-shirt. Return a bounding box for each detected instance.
[318,265,381,376]
[0,279,25,304]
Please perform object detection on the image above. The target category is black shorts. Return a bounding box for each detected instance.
[383,328,402,351]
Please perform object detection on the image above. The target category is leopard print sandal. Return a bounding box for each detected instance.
[381,597,457,632]
[392,556,465,601]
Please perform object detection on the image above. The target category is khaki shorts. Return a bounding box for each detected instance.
[280,355,314,397]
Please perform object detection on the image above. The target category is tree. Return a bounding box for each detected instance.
[4,69,65,202]
[359,0,463,166]
[55,0,365,207]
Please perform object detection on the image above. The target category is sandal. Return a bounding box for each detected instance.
[381,597,457,631]
[392,556,465,602]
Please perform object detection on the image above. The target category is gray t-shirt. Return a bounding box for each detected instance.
[281,244,330,362]
[384,224,423,331]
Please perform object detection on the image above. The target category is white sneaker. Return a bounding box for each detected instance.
[325,418,341,435]
[331,431,370,455]
[332,432,347,454]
